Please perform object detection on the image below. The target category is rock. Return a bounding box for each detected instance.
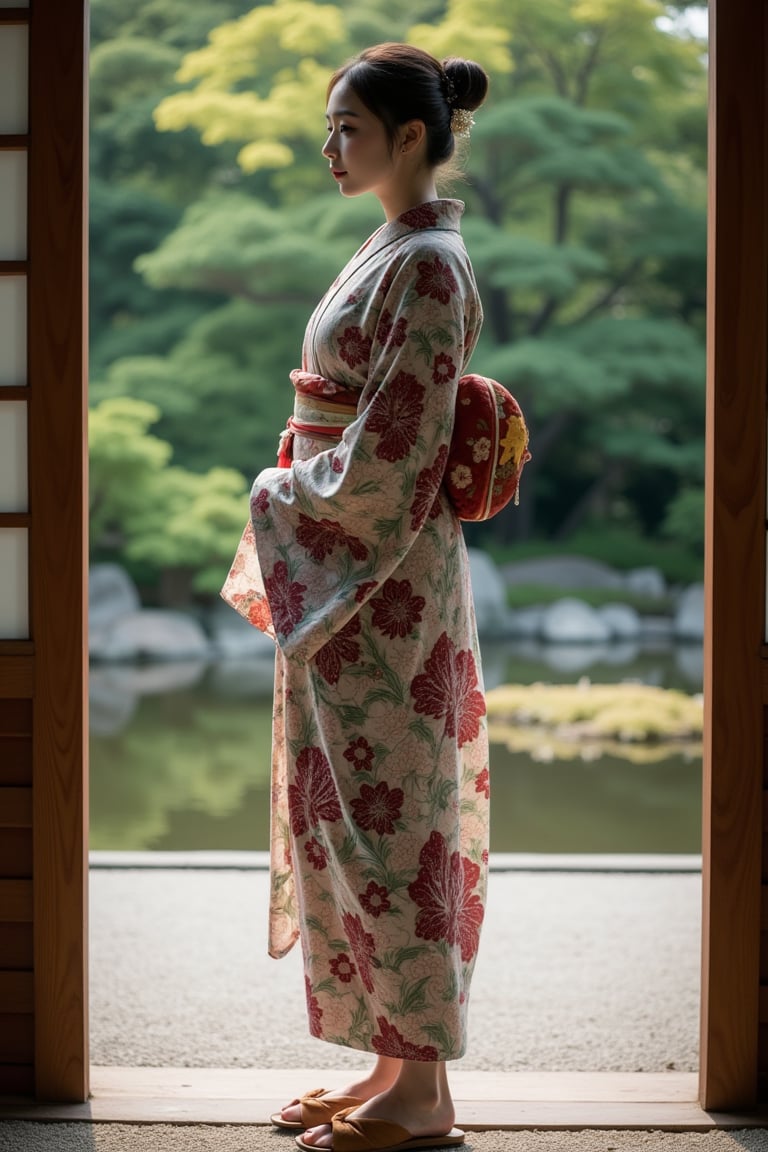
[468,549,512,636]
[90,610,211,663]
[596,603,642,640]
[507,606,545,637]
[624,567,667,599]
[674,583,705,641]
[89,563,140,629]
[209,600,276,660]
[540,597,613,644]
[500,555,624,590]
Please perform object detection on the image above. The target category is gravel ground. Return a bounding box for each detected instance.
[3,1125,768,1152]
[90,867,700,1072]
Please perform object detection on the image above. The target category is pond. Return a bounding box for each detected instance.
[89,639,703,854]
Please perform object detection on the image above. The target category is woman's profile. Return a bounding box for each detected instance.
[222,41,491,1152]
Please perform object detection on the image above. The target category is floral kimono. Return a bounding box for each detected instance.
[222,198,489,1061]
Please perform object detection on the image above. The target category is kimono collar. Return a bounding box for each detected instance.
[357,199,465,262]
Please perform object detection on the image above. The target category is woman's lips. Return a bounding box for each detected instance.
[331,169,347,179]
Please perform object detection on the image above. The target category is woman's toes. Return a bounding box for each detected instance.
[299,1123,333,1149]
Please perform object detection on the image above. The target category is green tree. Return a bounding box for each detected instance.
[89,397,250,598]
[91,0,707,591]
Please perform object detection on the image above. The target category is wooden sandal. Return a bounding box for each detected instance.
[270,1088,365,1130]
[294,1105,465,1151]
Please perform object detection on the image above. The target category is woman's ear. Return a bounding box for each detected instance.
[399,119,427,155]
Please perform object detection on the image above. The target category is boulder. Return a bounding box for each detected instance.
[624,566,667,599]
[507,606,546,638]
[500,555,624,590]
[89,563,140,629]
[468,549,512,636]
[90,609,211,663]
[674,583,705,641]
[596,603,642,640]
[540,597,613,645]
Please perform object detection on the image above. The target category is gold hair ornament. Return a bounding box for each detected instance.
[450,107,475,137]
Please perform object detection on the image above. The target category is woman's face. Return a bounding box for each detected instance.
[323,78,398,200]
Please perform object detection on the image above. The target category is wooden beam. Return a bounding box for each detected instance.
[0,879,32,921]
[0,655,33,697]
[27,0,89,1104]
[700,0,768,1112]
[0,136,28,151]
[0,787,31,828]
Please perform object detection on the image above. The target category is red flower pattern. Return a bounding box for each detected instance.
[432,352,457,386]
[288,746,342,837]
[370,579,426,639]
[247,597,273,630]
[359,881,391,918]
[355,580,378,603]
[343,736,375,771]
[414,255,458,304]
[475,767,490,800]
[250,488,270,516]
[342,912,377,993]
[306,976,323,1035]
[409,444,448,531]
[364,371,425,462]
[400,204,439,230]
[305,837,329,870]
[376,309,408,349]
[410,632,486,747]
[408,830,484,963]
[263,560,306,637]
[371,1017,439,1062]
[351,780,404,835]
[330,953,357,983]
[315,614,361,685]
[339,325,372,368]
[296,514,368,563]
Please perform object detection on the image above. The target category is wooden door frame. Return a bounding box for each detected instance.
[28,0,90,1102]
[3,0,767,1111]
[699,0,768,1112]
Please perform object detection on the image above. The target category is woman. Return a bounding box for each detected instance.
[222,43,490,1152]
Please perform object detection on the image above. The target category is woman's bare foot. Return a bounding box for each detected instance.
[278,1055,401,1126]
[298,1059,456,1149]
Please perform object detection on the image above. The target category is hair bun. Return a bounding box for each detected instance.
[442,57,489,112]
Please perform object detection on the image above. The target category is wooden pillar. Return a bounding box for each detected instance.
[0,0,89,1101]
[699,0,768,1112]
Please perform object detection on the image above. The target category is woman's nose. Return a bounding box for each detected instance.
[322,133,337,160]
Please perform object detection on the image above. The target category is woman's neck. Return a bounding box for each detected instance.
[378,172,439,222]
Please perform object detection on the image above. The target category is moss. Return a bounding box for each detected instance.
[485,681,702,756]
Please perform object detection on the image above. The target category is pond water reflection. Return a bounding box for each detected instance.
[89,639,702,854]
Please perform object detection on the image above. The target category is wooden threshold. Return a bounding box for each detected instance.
[1,1069,767,1129]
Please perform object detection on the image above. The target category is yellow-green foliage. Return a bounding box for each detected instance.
[486,680,702,761]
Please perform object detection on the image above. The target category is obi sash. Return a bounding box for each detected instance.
[277,369,360,467]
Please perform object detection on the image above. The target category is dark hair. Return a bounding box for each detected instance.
[327,43,489,167]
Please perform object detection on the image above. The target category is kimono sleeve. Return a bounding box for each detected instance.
[230,239,479,665]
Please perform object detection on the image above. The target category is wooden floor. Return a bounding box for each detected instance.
[1,1068,767,1129]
